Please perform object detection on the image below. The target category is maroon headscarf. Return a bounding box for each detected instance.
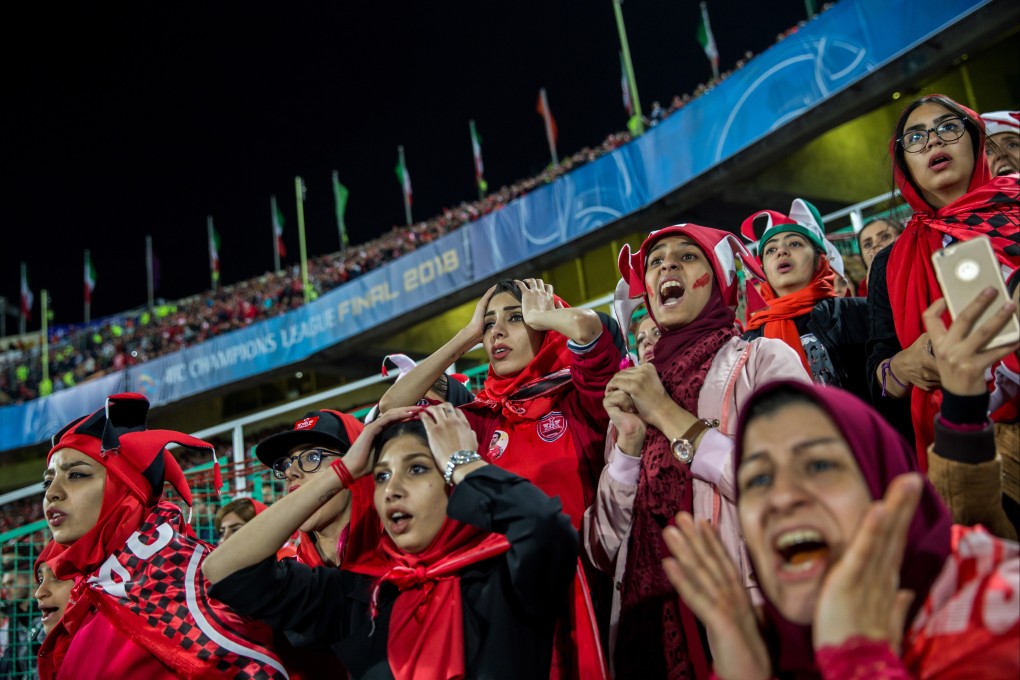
[734,381,953,679]
[615,224,757,679]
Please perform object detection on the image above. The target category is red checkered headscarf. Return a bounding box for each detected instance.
[44,392,213,581]
[886,95,1020,465]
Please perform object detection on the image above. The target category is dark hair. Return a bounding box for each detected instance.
[214,498,258,532]
[492,279,522,302]
[892,95,982,203]
[742,386,818,439]
[372,419,429,466]
[856,218,904,252]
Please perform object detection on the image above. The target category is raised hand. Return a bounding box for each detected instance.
[662,513,771,680]
[419,403,479,472]
[516,278,560,330]
[344,407,421,479]
[465,284,498,344]
[812,473,923,652]
[923,288,1019,396]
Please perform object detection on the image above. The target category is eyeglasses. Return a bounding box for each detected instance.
[898,117,966,153]
[271,448,341,480]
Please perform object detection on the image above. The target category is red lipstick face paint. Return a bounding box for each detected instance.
[692,273,711,289]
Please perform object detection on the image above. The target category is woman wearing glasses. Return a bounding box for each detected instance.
[254,409,366,567]
[867,94,1019,465]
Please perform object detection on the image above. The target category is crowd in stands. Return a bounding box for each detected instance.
[0,5,842,408]
[4,2,1020,676]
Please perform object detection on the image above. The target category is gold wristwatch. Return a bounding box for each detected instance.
[670,418,719,464]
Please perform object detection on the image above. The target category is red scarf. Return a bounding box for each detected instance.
[616,285,738,680]
[470,325,574,424]
[344,482,510,680]
[745,257,837,373]
[40,502,286,680]
[886,101,1020,466]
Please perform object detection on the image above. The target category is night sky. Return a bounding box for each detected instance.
[3,1,805,326]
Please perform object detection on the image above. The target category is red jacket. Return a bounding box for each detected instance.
[462,332,618,527]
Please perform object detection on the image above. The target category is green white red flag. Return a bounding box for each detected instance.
[332,171,350,249]
[620,52,633,116]
[20,262,33,319]
[696,2,720,79]
[84,250,97,303]
[469,119,488,194]
[271,195,286,257]
[536,88,559,165]
[395,152,412,207]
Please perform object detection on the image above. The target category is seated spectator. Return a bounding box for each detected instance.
[0,557,36,677]
[867,94,1019,466]
[203,405,577,680]
[856,218,903,295]
[585,224,808,677]
[741,199,870,401]
[663,380,1020,679]
[981,110,1020,176]
[215,497,298,559]
[39,393,286,679]
[33,544,73,639]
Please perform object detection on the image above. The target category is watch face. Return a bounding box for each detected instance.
[671,439,693,464]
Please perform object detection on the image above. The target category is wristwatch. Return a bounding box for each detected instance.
[670,418,719,464]
[444,450,482,486]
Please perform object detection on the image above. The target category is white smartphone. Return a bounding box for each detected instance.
[931,236,1020,350]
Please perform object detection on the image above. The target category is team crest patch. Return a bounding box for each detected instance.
[487,430,509,460]
[295,416,319,430]
[536,412,568,442]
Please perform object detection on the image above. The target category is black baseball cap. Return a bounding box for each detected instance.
[254,409,365,468]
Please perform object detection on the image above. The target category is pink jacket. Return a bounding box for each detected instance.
[583,336,809,663]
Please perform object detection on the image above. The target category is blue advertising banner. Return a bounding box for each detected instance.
[0,0,988,450]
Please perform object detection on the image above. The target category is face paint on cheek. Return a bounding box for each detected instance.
[692,273,711,289]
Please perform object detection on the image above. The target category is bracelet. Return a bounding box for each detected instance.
[880,359,908,397]
[330,458,355,488]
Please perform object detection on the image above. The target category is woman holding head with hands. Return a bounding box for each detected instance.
[203,403,578,680]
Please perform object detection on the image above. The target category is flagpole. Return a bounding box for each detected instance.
[539,88,559,166]
[41,289,50,396]
[397,146,412,226]
[612,0,645,136]
[83,250,91,324]
[271,195,281,273]
[295,176,311,304]
[145,236,155,310]
[207,216,218,291]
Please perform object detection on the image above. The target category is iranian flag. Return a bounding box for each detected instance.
[208,217,221,284]
[20,262,33,319]
[271,195,286,257]
[395,152,412,207]
[84,250,97,303]
[696,2,720,79]
[536,88,559,165]
[469,119,488,194]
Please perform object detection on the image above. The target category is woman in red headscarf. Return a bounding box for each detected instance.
[38,392,286,680]
[203,404,578,680]
[378,277,619,679]
[583,224,809,679]
[867,94,1020,467]
[663,380,1020,679]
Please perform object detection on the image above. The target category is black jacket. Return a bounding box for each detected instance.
[210,466,578,680]
[866,246,918,447]
[743,296,871,401]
